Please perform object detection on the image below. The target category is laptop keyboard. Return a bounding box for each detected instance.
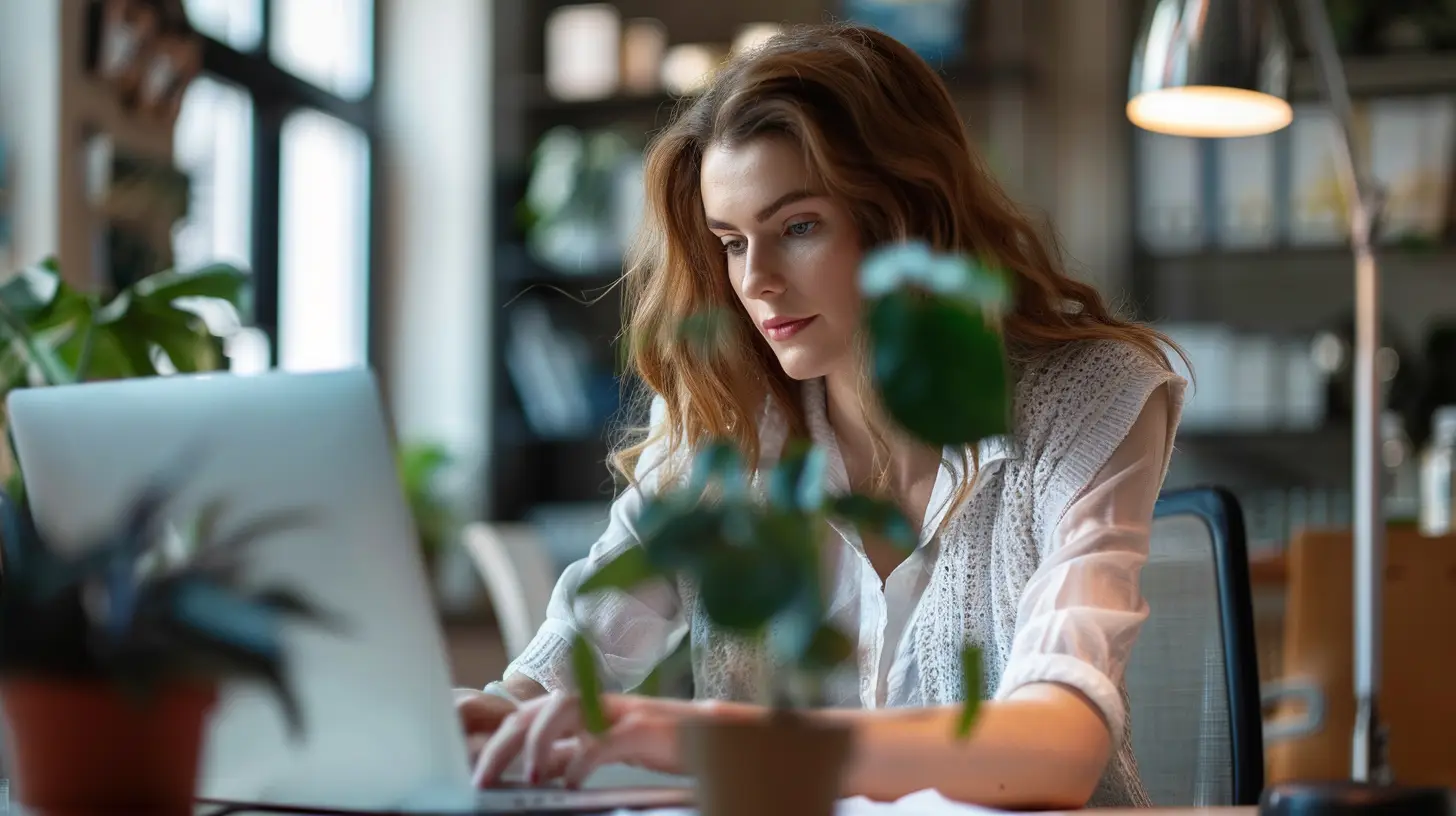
[472,786,694,813]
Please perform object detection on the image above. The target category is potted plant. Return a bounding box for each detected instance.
[0,454,339,815]
[569,243,1012,816]
[0,257,246,497]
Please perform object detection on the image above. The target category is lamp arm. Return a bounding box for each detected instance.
[1290,0,1390,786]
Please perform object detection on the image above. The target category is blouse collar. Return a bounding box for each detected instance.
[783,378,1015,548]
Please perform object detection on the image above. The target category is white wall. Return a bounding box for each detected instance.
[1047,0,1136,301]
[376,0,492,521]
[0,0,62,272]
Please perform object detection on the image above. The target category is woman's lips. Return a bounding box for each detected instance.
[763,316,817,341]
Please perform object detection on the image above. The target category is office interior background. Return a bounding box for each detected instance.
[2,0,1456,736]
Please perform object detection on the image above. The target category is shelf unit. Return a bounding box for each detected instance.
[1130,52,1456,322]
[485,1,1039,521]
[1129,52,1456,513]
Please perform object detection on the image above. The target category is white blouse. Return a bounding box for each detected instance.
[508,380,1172,725]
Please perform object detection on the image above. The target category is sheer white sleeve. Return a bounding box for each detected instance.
[503,398,689,693]
[993,385,1173,743]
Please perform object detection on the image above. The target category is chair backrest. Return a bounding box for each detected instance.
[461,522,559,660]
[1126,487,1264,806]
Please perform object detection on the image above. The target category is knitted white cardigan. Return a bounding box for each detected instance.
[513,339,1186,808]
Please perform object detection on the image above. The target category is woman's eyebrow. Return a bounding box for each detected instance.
[706,189,819,231]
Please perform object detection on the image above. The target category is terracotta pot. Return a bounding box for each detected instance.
[1,678,217,816]
[680,713,854,816]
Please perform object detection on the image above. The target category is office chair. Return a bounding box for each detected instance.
[461,522,558,660]
[1125,487,1264,806]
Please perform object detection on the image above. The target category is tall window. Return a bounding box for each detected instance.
[176,0,376,372]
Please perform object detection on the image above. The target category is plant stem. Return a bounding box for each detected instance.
[73,301,99,382]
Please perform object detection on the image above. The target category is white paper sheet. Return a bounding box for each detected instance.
[611,789,1012,815]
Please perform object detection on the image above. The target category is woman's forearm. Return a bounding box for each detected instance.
[815,684,1112,809]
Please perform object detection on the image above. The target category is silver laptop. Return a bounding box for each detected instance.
[7,369,691,814]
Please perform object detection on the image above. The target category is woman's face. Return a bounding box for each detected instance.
[700,137,864,382]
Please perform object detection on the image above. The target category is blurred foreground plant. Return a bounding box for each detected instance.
[0,452,339,735]
[571,242,1012,736]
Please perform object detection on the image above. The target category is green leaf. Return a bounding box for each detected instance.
[120,301,216,373]
[635,638,692,698]
[955,645,983,739]
[767,439,828,512]
[131,264,249,307]
[571,633,609,735]
[108,329,159,378]
[250,586,349,633]
[637,499,723,572]
[0,297,76,387]
[20,335,75,386]
[800,623,854,672]
[867,291,1009,447]
[698,538,803,633]
[0,344,29,390]
[192,498,229,554]
[71,327,140,381]
[29,280,92,334]
[765,533,828,666]
[0,486,39,578]
[166,580,284,663]
[191,507,317,574]
[686,440,744,498]
[399,443,451,492]
[0,261,62,318]
[677,308,736,358]
[71,315,98,381]
[859,243,1012,309]
[577,547,660,596]
[826,494,916,551]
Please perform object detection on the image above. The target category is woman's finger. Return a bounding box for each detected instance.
[523,694,586,784]
[536,736,588,783]
[561,712,659,789]
[465,733,491,766]
[473,705,538,787]
[457,692,514,734]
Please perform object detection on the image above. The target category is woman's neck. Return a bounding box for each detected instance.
[821,370,939,498]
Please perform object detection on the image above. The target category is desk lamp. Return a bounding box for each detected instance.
[1128,1,1451,814]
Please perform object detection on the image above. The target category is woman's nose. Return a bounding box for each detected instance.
[740,247,786,300]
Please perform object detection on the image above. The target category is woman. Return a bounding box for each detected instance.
[459,23,1184,810]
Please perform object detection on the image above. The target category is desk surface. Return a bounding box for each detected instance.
[616,806,1257,815]
[192,806,1256,816]
[618,803,1254,816]
[1052,811,1253,815]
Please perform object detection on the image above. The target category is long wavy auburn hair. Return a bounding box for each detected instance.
[611,23,1178,502]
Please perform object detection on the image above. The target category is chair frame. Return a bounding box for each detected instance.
[1153,487,1265,805]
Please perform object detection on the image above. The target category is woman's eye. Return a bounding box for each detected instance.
[722,238,747,256]
[786,220,818,237]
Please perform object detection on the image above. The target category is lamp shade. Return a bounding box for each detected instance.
[1128,0,1295,138]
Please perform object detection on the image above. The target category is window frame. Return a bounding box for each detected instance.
[193,0,382,368]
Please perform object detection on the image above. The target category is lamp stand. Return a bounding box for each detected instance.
[1260,2,1450,814]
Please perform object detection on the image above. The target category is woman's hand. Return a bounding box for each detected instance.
[455,688,522,766]
[456,688,520,734]
[472,692,694,789]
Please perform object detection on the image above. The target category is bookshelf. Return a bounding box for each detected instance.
[485,0,1038,522]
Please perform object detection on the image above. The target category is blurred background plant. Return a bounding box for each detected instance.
[396,441,456,572]
[0,257,246,498]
